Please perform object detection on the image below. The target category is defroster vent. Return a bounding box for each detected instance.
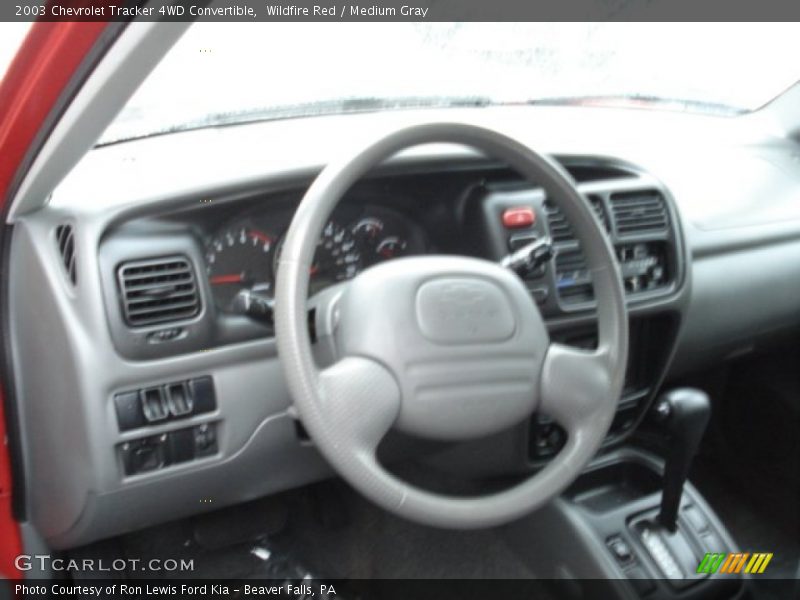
[118,257,200,327]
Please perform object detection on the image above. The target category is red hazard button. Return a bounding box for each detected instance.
[502,206,535,229]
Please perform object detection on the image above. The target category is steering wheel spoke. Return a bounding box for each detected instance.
[539,343,616,431]
[307,281,349,366]
[317,357,401,454]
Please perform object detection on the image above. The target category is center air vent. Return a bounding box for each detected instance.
[610,190,668,235]
[55,224,77,285]
[118,257,200,327]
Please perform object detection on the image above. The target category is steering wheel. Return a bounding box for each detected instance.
[274,123,628,529]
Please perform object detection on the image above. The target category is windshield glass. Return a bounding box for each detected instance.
[102,22,800,144]
[0,23,32,81]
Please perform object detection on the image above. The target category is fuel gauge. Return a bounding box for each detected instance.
[352,217,384,250]
[375,236,408,260]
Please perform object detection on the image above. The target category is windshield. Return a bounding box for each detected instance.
[102,22,800,144]
[0,23,32,81]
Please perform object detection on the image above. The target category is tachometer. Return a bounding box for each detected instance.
[274,220,363,295]
[312,220,362,293]
[206,226,275,311]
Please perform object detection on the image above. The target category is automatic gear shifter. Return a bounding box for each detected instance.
[631,389,712,585]
[653,388,711,532]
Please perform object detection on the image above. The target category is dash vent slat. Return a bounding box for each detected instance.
[588,195,610,232]
[118,257,200,327]
[55,224,77,285]
[544,201,573,243]
[544,195,609,243]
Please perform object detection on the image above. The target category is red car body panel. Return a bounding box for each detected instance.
[0,20,109,578]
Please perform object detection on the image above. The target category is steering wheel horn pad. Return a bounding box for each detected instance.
[333,255,549,441]
[274,123,628,529]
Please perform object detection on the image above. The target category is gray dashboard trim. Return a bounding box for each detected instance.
[670,238,800,376]
[9,211,321,548]
[9,150,693,548]
[9,105,800,549]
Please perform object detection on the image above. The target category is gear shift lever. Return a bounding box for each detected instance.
[653,388,711,532]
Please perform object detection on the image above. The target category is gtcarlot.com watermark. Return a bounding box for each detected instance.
[15,554,195,573]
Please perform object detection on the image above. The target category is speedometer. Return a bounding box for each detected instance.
[205,226,276,312]
[208,218,364,314]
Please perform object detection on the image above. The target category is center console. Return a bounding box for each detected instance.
[501,438,744,600]
[556,390,743,600]
[564,457,742,599]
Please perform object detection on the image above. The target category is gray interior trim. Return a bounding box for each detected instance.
[9,210,326,548]
[8,146,687,548]
[8,99,799,547]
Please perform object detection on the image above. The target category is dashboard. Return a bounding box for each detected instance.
[97,160,684,362]
[9,105,800,550]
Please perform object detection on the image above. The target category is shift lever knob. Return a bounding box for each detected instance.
[653,388,711,532]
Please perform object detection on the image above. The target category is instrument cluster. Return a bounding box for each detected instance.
[204,204,427,314]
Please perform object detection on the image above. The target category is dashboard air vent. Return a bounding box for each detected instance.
[544,201,574,243]
[588,195,610,232]
[610,190,668,235]
[118,257,200,327]
[544,196,609,242]
[55,224,77,285]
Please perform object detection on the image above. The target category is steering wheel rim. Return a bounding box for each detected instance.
[275,123,628,529]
